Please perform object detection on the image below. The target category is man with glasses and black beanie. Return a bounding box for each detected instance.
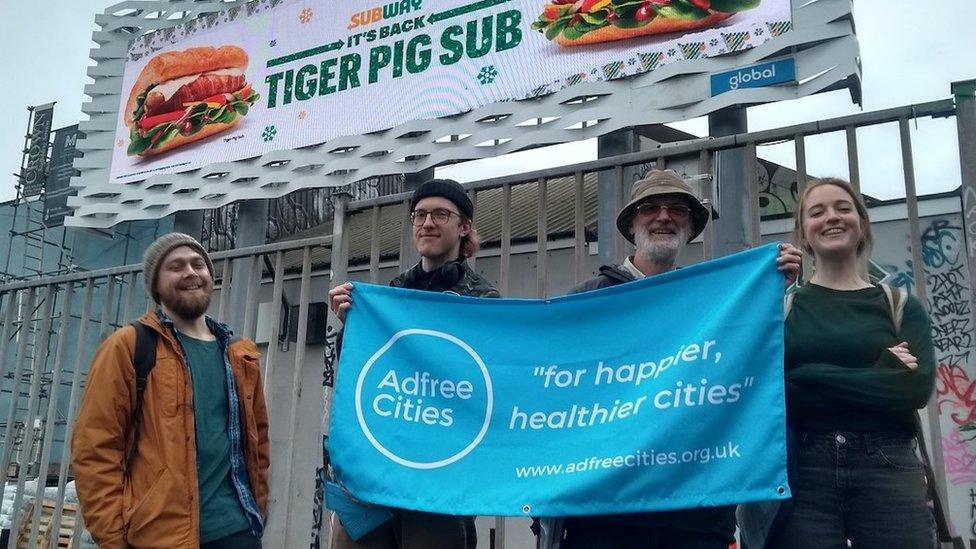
[537,170,802,549]
[327,178,497,549]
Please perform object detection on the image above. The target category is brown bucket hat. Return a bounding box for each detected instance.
[616,170,710,244]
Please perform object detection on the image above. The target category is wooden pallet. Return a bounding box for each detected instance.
[15,499,78,549]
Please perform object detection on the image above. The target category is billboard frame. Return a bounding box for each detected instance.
[68,0,859,228]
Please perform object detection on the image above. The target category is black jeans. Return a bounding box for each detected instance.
[200,529,261,549]
[768,430,936,549]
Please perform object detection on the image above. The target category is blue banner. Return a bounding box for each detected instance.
[329,244,789,517]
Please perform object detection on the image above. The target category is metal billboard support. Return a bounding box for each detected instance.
[597,130,639,269]
[709,106,758,255]
[955,79,976,310]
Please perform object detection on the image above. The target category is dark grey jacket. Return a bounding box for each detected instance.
[391,259,500,298]
[570,264,636,294]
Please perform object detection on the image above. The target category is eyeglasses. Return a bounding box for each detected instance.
[410,208,462,226]
[634,203,692,220]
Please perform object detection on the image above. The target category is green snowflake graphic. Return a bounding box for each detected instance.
[477,65,498,85]
[262,125,278,142]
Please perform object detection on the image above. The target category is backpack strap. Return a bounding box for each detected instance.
[127,321,158,473]
[783,292,795,318]
[878,283,908,334]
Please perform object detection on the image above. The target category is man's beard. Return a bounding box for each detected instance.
[633,224,690,265]
[160,283,212,321]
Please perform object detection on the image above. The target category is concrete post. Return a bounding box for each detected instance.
[597,129,639,267]
[708,106,754,256]
[226,199,268,334]
[172,210,204,238]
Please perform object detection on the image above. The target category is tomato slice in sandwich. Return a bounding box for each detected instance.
[139,109,187,131]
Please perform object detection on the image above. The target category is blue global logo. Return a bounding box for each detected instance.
[355,329,493,469]
[710,58,796,96]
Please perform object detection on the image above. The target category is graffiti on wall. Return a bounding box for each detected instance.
[882,217,976,536]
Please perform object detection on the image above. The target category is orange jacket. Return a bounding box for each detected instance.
[71,312,270,549]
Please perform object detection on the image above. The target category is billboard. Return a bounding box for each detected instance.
[110,0,792,183]
[44,125,83,227]
[20,103,55,197]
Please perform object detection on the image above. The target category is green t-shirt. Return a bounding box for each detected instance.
[177,332,250,543]
[784,283,936,432]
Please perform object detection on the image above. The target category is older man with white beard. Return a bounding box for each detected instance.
[543,170,801,549]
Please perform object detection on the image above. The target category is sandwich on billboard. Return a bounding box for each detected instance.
[111,0,792,183]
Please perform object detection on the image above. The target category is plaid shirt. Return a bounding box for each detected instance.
[158,310,264,538]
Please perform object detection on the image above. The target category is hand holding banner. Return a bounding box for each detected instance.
[329,243,789,517]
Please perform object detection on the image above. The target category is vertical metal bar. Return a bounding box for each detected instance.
[699,149,715,260]
[655,157,666,169]
[369,205,381,283]
[794,133,807,196]
[217,258,233,321]
[57,280,95,549]
[793,134,814,278]
[399,197,412,272]
[468,190,478,271]
[900,118,950,512]
[846,126,861,192]
[31,283,73,545]
[574,171,586,284]
[0,289,22,536]
[951,79,976,541]
[500,184,512,296]
[952,83,976,403]
[495,516,507,549]
[614,165,628,263]
[0,291,20,425]
[263,251,285,406]
[843,126,869,280]
[282,247,312,541]
[98,276,117,342]
[242,255,261,340]
[745,142,761,247]
[536,178,548,298]
[0,288,36,508]
[331,192,351,288]
[123,270,138,323]
[6,286,47,547]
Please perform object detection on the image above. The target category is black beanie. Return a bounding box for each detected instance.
[409,179,474,220]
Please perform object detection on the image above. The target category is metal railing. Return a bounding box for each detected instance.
[0,235,333,548]
[0,88,972,547]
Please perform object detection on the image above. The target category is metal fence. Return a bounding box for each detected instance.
[0,235,333,548]
[0,88,972,548]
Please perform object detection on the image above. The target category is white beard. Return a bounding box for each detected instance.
[634,224,691,265]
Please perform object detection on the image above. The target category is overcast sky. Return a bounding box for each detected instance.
[0,1,973,204]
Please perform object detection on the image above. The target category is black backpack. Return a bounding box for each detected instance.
[125,321,158,472]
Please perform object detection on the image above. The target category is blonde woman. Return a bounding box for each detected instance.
[766,177,936,548]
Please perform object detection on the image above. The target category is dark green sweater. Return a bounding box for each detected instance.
[785,283,936,432]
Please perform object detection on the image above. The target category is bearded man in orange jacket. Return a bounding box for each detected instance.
[72,233,270,549]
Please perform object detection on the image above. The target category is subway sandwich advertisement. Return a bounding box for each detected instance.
[111,0,790,182]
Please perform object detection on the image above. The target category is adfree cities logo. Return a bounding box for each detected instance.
[355,329,493,469]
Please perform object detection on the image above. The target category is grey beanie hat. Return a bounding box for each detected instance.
[142,233,214,303]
